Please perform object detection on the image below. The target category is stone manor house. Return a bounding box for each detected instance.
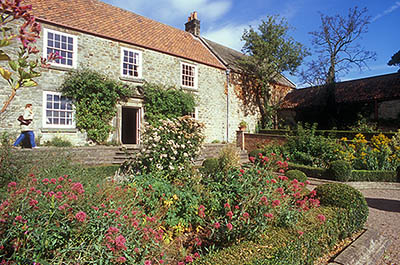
[0,0,294,145]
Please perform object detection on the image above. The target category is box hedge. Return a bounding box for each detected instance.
[194,206,363,265]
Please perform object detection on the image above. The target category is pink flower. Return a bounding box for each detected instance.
[115,235,127,250]
[264,213,274,218]
[317,214,326,223]
[50,178,57,184]
[71,182,85,194]
[272,200,280,207]
[42,178,50,184]
[58,176,64,182]
[226,223,233,231]
[7,182,17,188]
[249,156,255,163]
[224,202,230,208]
[243,212,250,219]
[15,215,23,222]
[185,255,194,263]
[271,179,277,184]
[134,247,140,253]
[194,252,200,258]
[117,256,126,263]
[159,260,164,264]
[213,222,221,229]
[298,231,304,237]
[29,199,38,207]
[75,211,87,222]
[144,260,152,265]
[178,262,184,265]
[226,211,233,219]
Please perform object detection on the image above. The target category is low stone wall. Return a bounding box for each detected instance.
[237,131,287,152]
[13,146,120,166]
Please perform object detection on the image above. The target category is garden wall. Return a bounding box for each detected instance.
[236,131,287,152]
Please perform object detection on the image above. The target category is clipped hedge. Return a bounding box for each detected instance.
[287,162,327,179]
[351,170,398,182]
[285,169,308,183]
[194,206,360,265]
[315,183,368,237]
[327,160,352,182]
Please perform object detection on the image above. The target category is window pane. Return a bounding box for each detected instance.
[55,34,60,41]
[68,37,73,44]
[61,35,67,42]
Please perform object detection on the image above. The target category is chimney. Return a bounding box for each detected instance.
[185,11,200,36]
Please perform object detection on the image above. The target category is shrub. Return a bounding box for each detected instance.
[248,149,264,159]
[119,116,205,182]
[350,170,398,182]
[201,158,219,176]
[143,83,196,126]
[61,68,131,143]
[218,145,240,174]
[327,160,352,181]
[285,170,307,183]
[285,123,343,168]
[315,183,368,236]
[287,162,327,179]
[43,136,73,147]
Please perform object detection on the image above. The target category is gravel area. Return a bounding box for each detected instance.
[361,189,400,265]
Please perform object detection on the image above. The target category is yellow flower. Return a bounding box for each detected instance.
[173,194,179,200]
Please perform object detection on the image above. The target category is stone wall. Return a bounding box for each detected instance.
[0,21,258,144]
[378,99,400,120]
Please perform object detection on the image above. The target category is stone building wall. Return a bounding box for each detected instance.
[0,21,258,144]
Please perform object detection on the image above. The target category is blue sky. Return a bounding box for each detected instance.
[104,0,400,87]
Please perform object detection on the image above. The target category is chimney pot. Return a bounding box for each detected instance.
[185,11,200,36]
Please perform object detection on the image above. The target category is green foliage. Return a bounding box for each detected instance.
[239,15,309,128]
[288,162,327,179]
[217,145,241,174]
[61,68,131,143]
[143,83,196,126]
[351,170,398,182]
[0,132,19,189]
[201,158,220,177]
[43,136,72,147]
[285,123,343,168]
[248,149,264,159]
[315,183,368,236]
[388,49,400,67]
[327,160,352,181]
[194,207,358,265]
[348,113,378,132]
[284,170,307,183]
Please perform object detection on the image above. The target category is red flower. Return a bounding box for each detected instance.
[7,182,17,188]
[185,255,194,263]
[224,202,230,209]
[226,223,233,231]
[117,256,126,263]
[15,215,23,222]
[243,212,250,219]
[226,211,233,219]
[249,156,255,163]
[272,200,280,207]
[317,214,326,223]
[213,222,220,229]
[75,211,87,222]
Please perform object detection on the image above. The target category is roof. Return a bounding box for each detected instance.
[201,38,296,88]
[24,0,225,69]
[281,72,400,109]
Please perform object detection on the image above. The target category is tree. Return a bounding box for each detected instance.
[0,0,57,114]
[301,7,376,85]
[388,50,400,69]
[238,15,309,128]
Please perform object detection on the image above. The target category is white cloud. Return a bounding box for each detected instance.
[105,0,231,24]
[372,1,400,22]
[203,23,246,51]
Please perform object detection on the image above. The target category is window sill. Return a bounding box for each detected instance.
[181,86,198,92]
[119,76,145,84]
[40,128,78,133]
[47,64,75,72]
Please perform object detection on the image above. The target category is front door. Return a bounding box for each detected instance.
[121,107,140,144]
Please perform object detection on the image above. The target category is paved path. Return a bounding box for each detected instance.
[308,178,400,265]
[361,189,400,265]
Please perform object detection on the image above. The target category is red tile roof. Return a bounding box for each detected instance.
[281,72,400,109]
[24,0,225,69]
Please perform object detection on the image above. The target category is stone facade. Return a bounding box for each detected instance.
[0,21,258,145]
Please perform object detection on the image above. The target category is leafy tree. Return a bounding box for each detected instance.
[388,50,400,69]
[301,7,376,85]
[0,0,57,114]
[239,15,309,128]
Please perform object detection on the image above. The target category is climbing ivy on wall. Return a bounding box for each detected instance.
[143,83,196,126]
[61,68,131,144]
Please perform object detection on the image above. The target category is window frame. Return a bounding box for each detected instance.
[43,28,78,69]
[42,91,75,129]
[120,47,142,79]
[180,62,198,89]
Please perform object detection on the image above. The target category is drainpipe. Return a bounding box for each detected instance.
[226,68,230,143]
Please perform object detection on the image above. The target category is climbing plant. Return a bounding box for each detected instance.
[143,83,196,126]
[61,69,131,143]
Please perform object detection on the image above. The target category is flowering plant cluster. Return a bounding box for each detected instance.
[199,153,320,246]
[0,174,166,264]
[339,132,400,170]
[126,116,205,177]
[0,0,58,113]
